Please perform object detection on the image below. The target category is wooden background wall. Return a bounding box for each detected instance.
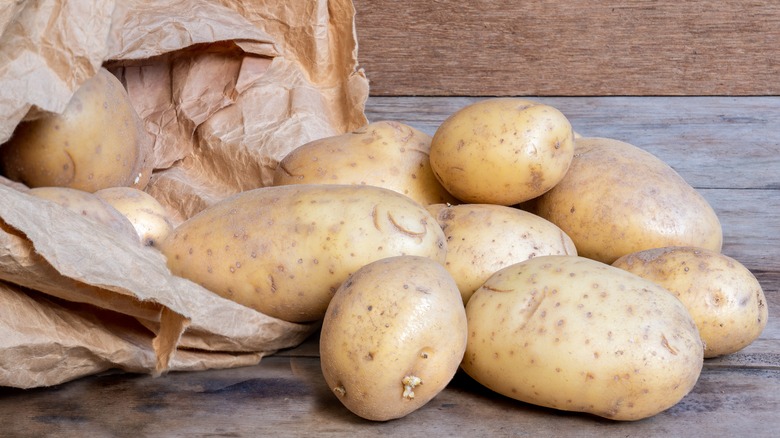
[352,1,780,96]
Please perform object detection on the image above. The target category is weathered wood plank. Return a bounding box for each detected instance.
[700,189,780,273]
[353,1,780,96]
[0,356,777,437]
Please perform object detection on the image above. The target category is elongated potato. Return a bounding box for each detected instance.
[613,246,768,358]
[462,255,704,421]
[427,203,577,304]
[429,98,574,205]
[533,137,722,264]
[273,121,457,206]
[320,255,467,421]
[0,68,152,192]
[159,184,447,322]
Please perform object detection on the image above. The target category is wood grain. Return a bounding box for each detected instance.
[0,355,777,437]
[353,1,780,96]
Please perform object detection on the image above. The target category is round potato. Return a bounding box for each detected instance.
[273,120,457,206]
[159,184,447,323]
[427,203,577,304]
[429,98,574,205]
[533,137,723,264]
[28,186,138,242]
[320,255,467,421]
[95,187,176,247]
[612,246,768,358]
[462,255,704,421]
[0,68,153,192]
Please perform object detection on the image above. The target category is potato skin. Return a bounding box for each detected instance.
[273,121,457,206]
[159,184,447,323]
[320,255,467,421]
[612,246,768,358]
[462,255,704,421]
[427,203,577,304]
[429,98,574,205]
[533,137,723,264]
[95,187,176,247]
[0,68,152,192]
[28,186,138,242]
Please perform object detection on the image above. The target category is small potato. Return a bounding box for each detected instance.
[273,121,457,206]
[429,98,574,205]
[28,187,138,242]
[427,203,577,304]
[95,187,176,247]
[0,68,153,192]
[613,246,768,358]
[533,137,723,264]
[462,255,704,421]
[159,184,447,323]
[320,255,467,421]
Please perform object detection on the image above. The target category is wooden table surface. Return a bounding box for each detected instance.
[1,96,778,437]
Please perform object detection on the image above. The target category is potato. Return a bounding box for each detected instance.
[159,184,447,323]
[462,255,704,421]
[612,246,768,358]
[28,186,138,242]
[533,137,723,264]
[0,68,152,192]
[427,203,577,304]
[272,121,457,206]
[320,255,467,421]
[429,98,574,205]
[95,187,176,247]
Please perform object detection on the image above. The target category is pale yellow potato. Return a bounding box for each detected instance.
[429,98,574,205]
[0,68,152,192]
[95,187,176,248]
[427,203,577,304]
[462,255,704,421]
[612,246,768,358]
[28,187,138,242]
[533,137,723,264]
[273,120,457,206]
[159,184,447,323]
[320,255,467,421]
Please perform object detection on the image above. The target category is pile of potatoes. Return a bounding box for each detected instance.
[279,98,764,422]
[1,73,767,423]
[161,98,766,421]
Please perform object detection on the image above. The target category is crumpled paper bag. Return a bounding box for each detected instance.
[0,0,369,388]
[0,184,316,388]
[2,0,369,220]
[0,281,269,389]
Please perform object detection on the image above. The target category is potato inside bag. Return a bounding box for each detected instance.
[0,0,367,388]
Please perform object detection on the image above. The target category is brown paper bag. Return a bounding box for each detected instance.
[0,183,318,388]
[0,0,369,388]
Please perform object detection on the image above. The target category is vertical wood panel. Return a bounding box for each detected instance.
[353,1,780,96]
